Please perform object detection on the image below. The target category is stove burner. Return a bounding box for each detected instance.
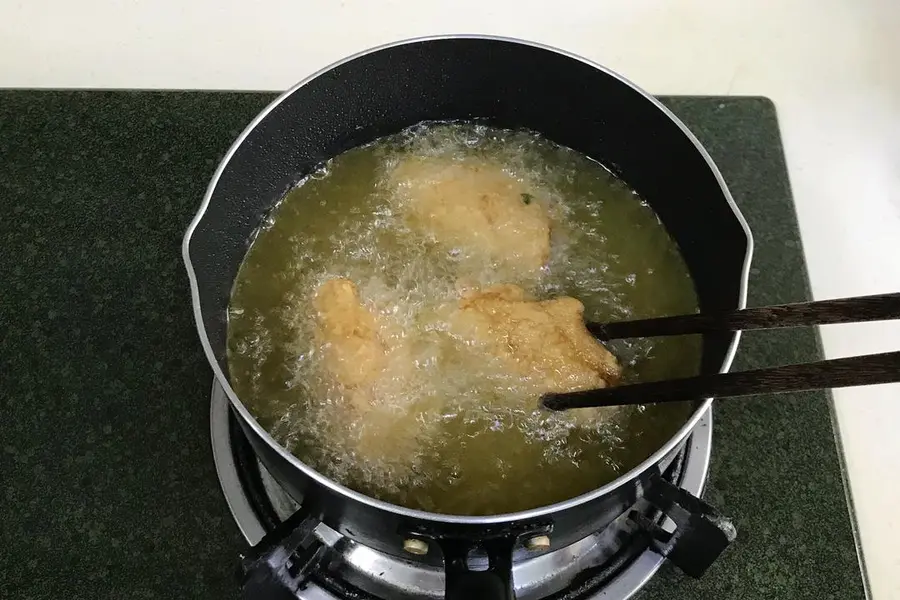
[210,382,715,599]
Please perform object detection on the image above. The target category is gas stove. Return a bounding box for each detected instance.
[0,91,867,600]
[210,382,713,600]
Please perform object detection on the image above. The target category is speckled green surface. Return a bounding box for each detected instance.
[0,92,865,600]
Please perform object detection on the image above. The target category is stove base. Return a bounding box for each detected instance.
[210,382,712,600]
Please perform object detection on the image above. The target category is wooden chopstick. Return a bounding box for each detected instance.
[542,351,900,410]
[587,292,900,340]
[543,291,900,411]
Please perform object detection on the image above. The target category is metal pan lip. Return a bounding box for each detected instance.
[183,33,753,526]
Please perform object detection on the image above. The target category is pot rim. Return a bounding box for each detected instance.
[182,33,754,526]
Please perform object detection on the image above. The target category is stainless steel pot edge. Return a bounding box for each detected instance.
[182,33,754,526]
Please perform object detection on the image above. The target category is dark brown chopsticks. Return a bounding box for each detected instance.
[543,351,900,410]
[586,292,900,340]
[543,292,900,411]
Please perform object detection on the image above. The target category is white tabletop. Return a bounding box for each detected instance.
[3,0,898,597]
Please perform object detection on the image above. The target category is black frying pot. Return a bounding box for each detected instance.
[184,36,752,600]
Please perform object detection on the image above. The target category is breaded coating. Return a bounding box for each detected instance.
[449,284,621,422]
[312,278,436,464]
[313,278,386,402]
[388,157,551,273]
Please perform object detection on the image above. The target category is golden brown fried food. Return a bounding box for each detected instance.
[313,278,386,400]
[388,157,551,273]
[312,278,438,464]
[449,284,621,422]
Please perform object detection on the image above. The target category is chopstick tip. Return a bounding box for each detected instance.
[540,394,563,411]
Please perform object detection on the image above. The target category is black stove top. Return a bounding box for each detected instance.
[0,92,866,600]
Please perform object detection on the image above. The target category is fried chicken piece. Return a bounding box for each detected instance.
[313,278,386,400]
[312,278,438,465]
[387,157,551,273]
[449,284,621,423]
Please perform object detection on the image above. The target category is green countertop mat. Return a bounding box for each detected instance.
[0,92,865,600]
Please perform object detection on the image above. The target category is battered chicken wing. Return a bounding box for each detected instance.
[387,157,551,273]
[449,284,621,423]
